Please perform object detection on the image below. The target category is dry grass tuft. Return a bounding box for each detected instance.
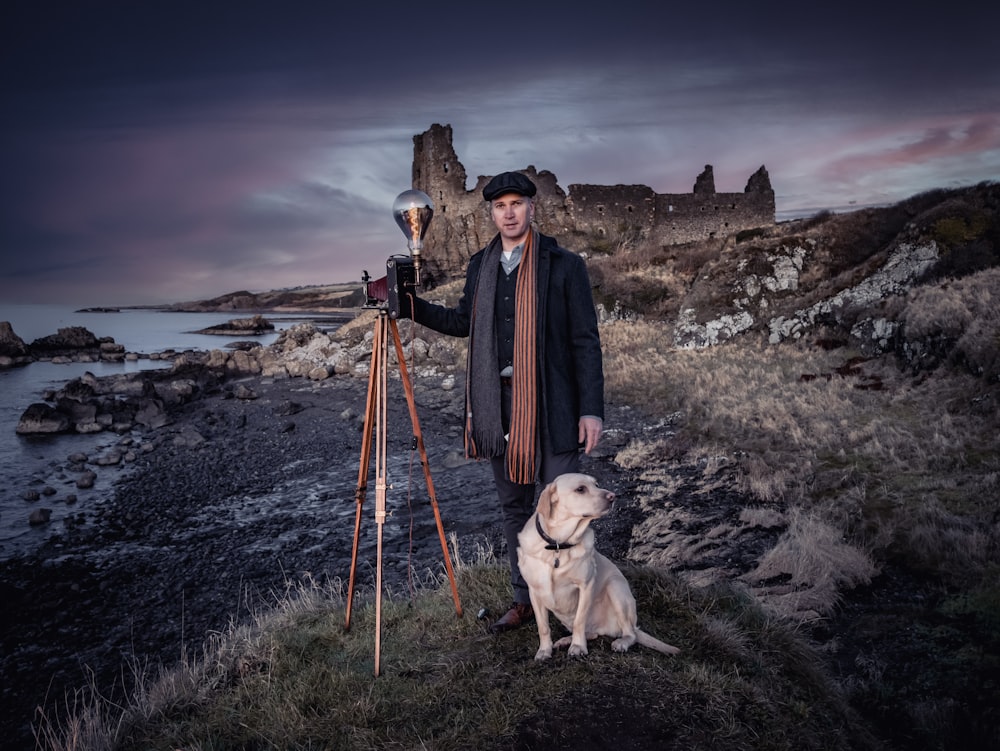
[742,507,877,620]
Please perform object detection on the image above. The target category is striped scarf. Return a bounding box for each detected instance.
[466,229,538,483]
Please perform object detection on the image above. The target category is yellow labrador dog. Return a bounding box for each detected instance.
[517,473,680,661]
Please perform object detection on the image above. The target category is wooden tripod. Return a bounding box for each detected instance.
[344,308,463,675]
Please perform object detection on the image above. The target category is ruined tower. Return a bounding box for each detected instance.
[410,124,775,282]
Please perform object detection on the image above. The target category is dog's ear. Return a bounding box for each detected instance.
[536,481,557,519]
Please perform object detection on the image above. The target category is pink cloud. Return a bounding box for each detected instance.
[818,113,1000,190]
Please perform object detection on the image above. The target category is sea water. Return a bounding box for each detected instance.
[0,304,339,558]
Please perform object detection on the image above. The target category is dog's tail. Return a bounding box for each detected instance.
[637,629,681,655]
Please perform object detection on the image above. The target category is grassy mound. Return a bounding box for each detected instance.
[37,561,876,751]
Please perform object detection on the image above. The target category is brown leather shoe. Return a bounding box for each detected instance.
[489,602,533,634]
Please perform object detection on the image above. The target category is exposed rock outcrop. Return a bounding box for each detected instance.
[192,314,274,336]
[0,322,30,366]
[15,403,73,434]
[0,325,128,367]
[14,362,224,436]
[11,312,466,437]
[767,241,939,345]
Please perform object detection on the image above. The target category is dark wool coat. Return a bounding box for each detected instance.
[413,232,604,455]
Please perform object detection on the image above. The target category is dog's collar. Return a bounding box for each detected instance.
[535,514,577,553]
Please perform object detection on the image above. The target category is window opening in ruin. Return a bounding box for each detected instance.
[597,205,605,213]
[668,204,674,212]
[627,205,634,213]
[444,163,449,174]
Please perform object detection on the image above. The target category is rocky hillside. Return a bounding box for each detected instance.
[584,181,998,368]
[170,281,364,312]
[175,183,998,362]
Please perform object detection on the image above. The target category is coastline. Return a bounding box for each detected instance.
[5,303,994,749]
[0,370,482,746]
[0,359,651,749]
[0,307,357,558]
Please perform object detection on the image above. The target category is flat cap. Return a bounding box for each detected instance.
[482,171,537,201]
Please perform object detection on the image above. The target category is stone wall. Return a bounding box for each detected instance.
[412,123,775,283]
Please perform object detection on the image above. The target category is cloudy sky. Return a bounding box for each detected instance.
[2,0,997,306]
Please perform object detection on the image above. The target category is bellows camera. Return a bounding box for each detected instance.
[364,256,416,319]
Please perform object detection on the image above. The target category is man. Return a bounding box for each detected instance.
[409,171,605,633]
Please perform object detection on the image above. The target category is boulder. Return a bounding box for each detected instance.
[30,326,100,351]
[232,384,258,400]
[173,428,206,449]
[134,399,170,429]
[75,470,97,489]
[226,349,261,375]
[194,314,274,335]
[0,321,30,361]
[94,451,123,466]
[16,403,72,434]
[308,364,333,381]
[99,341,126,361]
[28,508,52,526]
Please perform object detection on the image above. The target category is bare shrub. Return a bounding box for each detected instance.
[743,507,877,620]
[737,453,796,504]
[589,246,694,319]
[822,206,913,272]
[673,240,723,276]
[901,270,995,339]
[899,267,1000,378]
[957,314,1000,380]
[615,437,680,469]
[799,210,834,231]
[895,498,993,579]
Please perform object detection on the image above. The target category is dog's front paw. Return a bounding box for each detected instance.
[534,647,553,661]
[611,637,634,653]
[567,642,589,657]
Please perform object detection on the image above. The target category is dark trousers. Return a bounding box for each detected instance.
[492,382,580,604]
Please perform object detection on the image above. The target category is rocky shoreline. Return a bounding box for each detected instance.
[2,316,995,750]
[0,329,661,748]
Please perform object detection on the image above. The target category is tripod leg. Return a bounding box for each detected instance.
[345,313,382,632]
[374,313,389,675]
[389,319,464,617]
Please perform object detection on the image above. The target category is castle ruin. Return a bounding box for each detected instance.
[411,123,775,283]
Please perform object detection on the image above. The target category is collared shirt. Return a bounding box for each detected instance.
[500,243,523,276]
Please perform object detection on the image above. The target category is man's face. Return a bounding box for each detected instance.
[490,193,534,245]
